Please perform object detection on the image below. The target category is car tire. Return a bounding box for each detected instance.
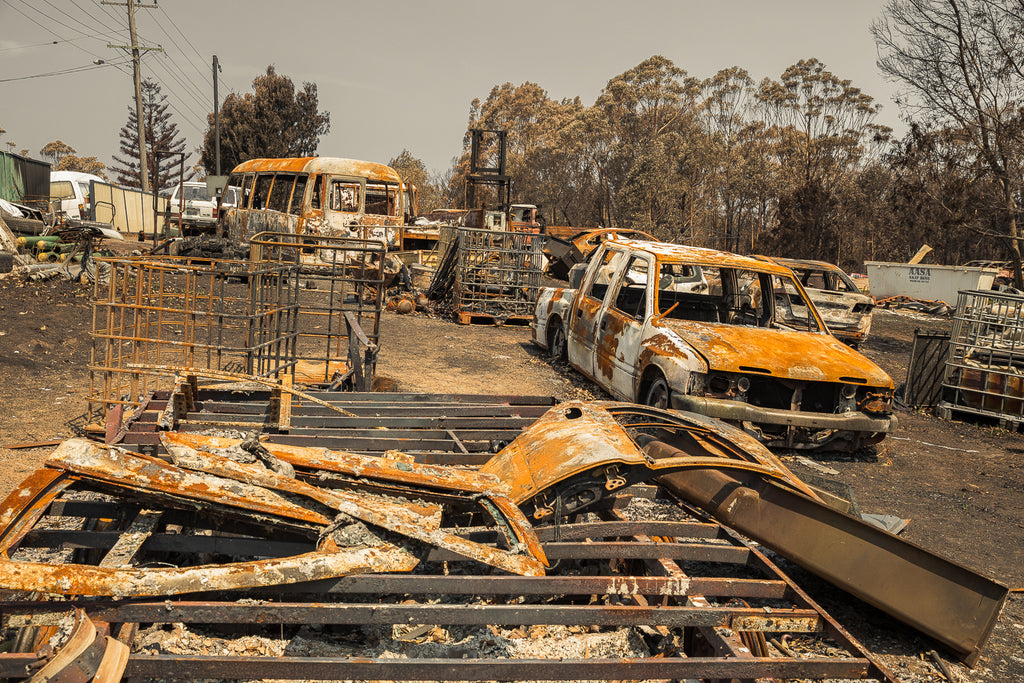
[549,322,568,363]
[644,377,671,410]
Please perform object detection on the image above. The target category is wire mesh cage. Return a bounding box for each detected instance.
[88,255,300,419]
[942,288,1024,425]
[249,232,386,388]
[433,226,543,324]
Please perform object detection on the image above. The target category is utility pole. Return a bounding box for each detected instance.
[104,0,160,193]
[213,55,221,175]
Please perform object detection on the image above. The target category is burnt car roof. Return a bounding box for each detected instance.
[766,256,849,273]
[609,239,797,276]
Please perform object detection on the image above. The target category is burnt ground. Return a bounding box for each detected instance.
[0,269,1021,682]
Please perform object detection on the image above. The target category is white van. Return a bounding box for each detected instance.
[167,181,219,233]
[50,171,105,220]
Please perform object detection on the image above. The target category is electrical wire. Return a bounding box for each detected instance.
[0,36,92,52]
[5,0,131,76]
[39,0,123,42]
[157,4,234,93]
[0,58,131,83]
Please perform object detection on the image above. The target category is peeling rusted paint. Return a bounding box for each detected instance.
[0,545,418,597]
[161,434,546,576]
[482,402,822,517]
[658,319,889,384]
[46,439,331,528]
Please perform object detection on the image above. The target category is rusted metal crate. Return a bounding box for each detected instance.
[940,288,1024,428]
[250,232,386,388]
[87,255,300,420]
[435,226,543,324]
[89,235,387,422]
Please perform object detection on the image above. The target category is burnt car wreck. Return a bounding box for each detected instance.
[536,239,896,450]
[0,398,1006,681]
[762,256,875,348]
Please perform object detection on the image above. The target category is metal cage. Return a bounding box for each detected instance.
[941,288,1024,425]
[445,226,543,324]
[88,255,300,419]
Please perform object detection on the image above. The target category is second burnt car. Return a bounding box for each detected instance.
[761,256,875,348]
[534,239,896,451]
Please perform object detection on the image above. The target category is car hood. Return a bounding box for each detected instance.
[659,320,892,387]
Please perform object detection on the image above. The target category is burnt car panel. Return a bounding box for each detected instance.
[535,240,895,450]
[764,257,874,346]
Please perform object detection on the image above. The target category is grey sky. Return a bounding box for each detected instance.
[1,0,901,177]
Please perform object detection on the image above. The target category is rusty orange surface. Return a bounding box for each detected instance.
[162,432,509,495]
[658,319,892,386]
[162,435,547,576]
[230,157,401,184]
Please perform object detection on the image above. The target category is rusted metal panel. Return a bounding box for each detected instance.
[646,439,1009,665]
[483,402,824,520]
[905,330,951,408]
[161,434,547,576]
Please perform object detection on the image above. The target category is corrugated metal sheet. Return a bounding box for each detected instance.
[0,151,50,207]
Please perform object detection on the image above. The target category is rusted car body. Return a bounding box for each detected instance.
[534,239,896,450]
[544,228,656,281]
[764,256,875,347]
[219,157,405,250]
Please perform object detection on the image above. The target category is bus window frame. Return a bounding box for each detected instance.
[327,175,365,215]
[288,174,309,216]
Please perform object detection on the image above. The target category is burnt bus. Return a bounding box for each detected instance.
[219,157,406,250]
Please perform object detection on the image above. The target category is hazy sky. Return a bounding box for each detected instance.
[1,0,902,176]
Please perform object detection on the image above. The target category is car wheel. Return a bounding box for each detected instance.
[644,377,671,410]
[549,323,568,363]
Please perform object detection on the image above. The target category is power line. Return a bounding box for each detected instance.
[0,36,94,52]
[5,0,131,76]
[146,56,210,121]
[39,0,123,42]
[156,4,234,92]
[148,15,209,89]
[0,58,131,83]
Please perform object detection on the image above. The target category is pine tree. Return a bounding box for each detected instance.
[110,78,193,191]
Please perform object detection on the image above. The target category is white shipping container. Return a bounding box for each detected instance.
[864,262,998,305]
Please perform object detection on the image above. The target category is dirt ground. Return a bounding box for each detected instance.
[0,269,1021,682]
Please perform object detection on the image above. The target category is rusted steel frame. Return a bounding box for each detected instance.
[714,512,900,681]
[161,436,547,576]
[156,376,193,430]
[46,439,331,528]
[253,574,791,600]
[602,506,763,671]
[111,654,874,681]
[97,509,161,568]
[647,440,1008,666]
[14,601,819,631]
[162,432,508,495]
[0,546,417,597]
[125,365,359,417]
[0,467,73,553]
[535,541,750,565]
[19,530,311,557]
[532,519,722,541]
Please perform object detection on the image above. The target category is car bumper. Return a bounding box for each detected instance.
[671,394,897,433]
